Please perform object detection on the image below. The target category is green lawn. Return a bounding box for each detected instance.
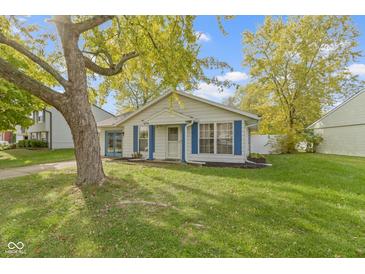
[0,153,364,257]
[0,149,75,169]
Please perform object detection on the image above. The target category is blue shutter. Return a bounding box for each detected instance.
[148,125,155,160]
[234,120,242,155]
[152,126,155,153]
[133,125,138,152]
[191,122,198,154]
[181,124,186,162]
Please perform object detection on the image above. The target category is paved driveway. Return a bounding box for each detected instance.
[0,161,76,180]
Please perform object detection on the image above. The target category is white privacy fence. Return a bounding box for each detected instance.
[250,134,281,154]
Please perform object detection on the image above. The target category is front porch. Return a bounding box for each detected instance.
[138,109,194,162]
[145,123,188,162]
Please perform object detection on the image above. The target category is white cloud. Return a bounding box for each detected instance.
[193,82,235,103]
[348,63,365,76]
[195,31,211,42]
[217,71,249,82]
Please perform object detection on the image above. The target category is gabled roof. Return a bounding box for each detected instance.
[47,104,116,118]
[91,104,116,117]
[97,111,133,127]
[146,108,195,125]
[105,90,259,127]
[307,90,365,129]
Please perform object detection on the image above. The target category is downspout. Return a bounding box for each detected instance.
[185,120,205,165]
[44,109,52,150]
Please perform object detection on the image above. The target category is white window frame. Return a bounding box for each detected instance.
[37,110,44,123]
[198,121,234,155]
[198,123,215,154]
[138,125,149,153]
[216,122,233,155]
[40,132,48,142]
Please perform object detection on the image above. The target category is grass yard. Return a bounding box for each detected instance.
[0,149,75,169]
[0,153,364,257]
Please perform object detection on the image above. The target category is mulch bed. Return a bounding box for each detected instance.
[108,157,268,169]
[203,161,267,169]
[247,157,267,164]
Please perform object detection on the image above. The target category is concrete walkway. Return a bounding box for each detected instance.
[0,161,76,180]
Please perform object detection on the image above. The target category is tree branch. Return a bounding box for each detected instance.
[82,50,114,67]
[0,57,65,107]
[83,51,139,76]
[75,16,115,33]
[0,32,69,88]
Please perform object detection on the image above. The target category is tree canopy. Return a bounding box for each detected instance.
[0,79,43,131]
[234,16,363,149]
[0,15,231,184]
[0,16,49,130]
[81,16,231,112]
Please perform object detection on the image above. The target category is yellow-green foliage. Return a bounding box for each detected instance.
[0,16,49,130]
[81,16,231,111]
[238,16,363,140]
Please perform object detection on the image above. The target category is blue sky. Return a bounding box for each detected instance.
[192,16,365,101]
[23,16,365,114]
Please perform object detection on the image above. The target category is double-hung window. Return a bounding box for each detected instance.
[37,111,44,123]
[217,123,233,154]
[41,132,48,142]
[199,123,214,153]
[138,126,148,152]
[199,122,233,154]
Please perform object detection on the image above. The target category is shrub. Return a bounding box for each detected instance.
[131,152,142,159]
[17,140,26,148]
[301,129,323,153]
[248,153,266,159]
[0,143,10,151]
[271,131,300,154]
[17,139,48,149]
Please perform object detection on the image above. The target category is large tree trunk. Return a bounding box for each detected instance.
[0,16,123,186]
[55,16,106,185]
[60,96,105,185]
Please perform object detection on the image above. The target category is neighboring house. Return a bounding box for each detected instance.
[308,90,365,157]
[16,105,114,149]
[97,91,260,163]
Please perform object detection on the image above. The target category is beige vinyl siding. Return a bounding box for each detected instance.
[312,92,365,129]
[51,109,74,149]
[26,106,114,149]
[121,94,251,162]
[52,106,114,149]
[311,91,365,157]
[314,125,365,156]
[148,110,192,125]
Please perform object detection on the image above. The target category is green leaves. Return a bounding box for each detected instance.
[0,79,44,130]
[81,16,231,111]
[239,16,363,138]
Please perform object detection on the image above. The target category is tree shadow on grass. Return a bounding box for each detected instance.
[1,164,364,258]
[127,154,365,197]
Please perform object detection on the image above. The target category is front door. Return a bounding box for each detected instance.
[167,127,179,159]
[105,131,122,157]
